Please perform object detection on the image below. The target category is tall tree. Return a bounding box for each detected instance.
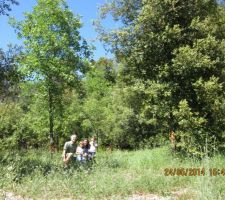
[12,0,90,150]
[82,59,114,142]
[97,0,225,155]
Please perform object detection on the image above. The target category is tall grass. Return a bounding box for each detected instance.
[1,146,225,199]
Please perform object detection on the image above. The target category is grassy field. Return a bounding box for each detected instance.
[0,146,225,200]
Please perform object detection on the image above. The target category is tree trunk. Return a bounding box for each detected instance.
[56,97,63,152]
[48,87,55,154]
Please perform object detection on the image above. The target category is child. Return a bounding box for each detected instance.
[76,141,84,162]
[88,136,98,159]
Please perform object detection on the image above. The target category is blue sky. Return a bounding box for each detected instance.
[0,0,118,60]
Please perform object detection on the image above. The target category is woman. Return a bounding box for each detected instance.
[83,139,90,161]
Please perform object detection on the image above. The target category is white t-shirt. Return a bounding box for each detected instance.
[89,141,98,153]
[76,146,83,155]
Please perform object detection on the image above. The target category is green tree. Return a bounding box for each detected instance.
[11,0,90,150]
[0,45,22,101]
[92,57,117,83]
[97,0,225,154]
[0,101,25,150]
[82,60,114,142]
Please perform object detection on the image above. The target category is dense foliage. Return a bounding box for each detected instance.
[1,0,225,156]
[10,0,91,149]
[95,0,225,155]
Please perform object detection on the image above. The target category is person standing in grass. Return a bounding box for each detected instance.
[89,136,98,159]
[62,134,77,167]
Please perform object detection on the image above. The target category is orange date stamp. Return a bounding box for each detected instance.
[164,168,205,176]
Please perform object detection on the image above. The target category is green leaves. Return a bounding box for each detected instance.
[10,0,91,147]
[2,0,225,154]
[13,0,89,84]
[173,100,207,156]
[96,0,225,154]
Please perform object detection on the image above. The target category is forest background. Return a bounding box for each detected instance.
[1,0,225,158]
[1,1,225,199]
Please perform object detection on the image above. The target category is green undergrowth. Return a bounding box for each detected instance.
[1,146,225,200]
